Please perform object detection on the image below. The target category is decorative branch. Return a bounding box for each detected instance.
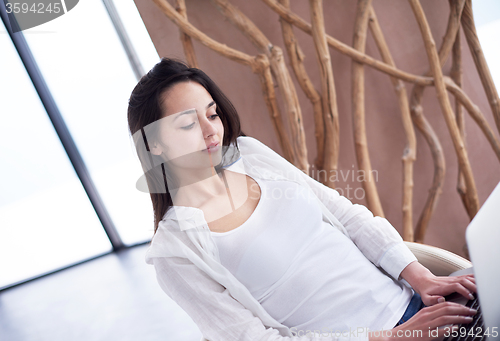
[450,28,472,219]
[351,0,384,217]
[309,0,340,188]
[445,77,500,162]
[368,6,416,240]
[268,46,309,172]
[407,0,465,240]
[278,0,325,173]
[152,0,254,65]
[461,0,500,134]
[211,0,309,172]
[262,0,433,85]
[412,104,446,244]
[174,0,198,68]
[253,54,296,164]
[438,0,467,67]
[409,0,479,218]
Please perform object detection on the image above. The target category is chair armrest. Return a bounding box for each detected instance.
[404,241,472,276]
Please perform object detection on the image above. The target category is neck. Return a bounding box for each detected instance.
[169,167,228,208]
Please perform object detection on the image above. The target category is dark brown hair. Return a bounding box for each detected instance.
[127,58,243,232]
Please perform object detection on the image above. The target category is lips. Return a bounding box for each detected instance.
[203,142,219,153]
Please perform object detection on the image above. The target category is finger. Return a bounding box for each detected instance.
[426,302,477,321]
[449,282,475,301]
[460,274,476,284]
[429,314,475,330]
[426,294,445,306]
[460,277,477,293]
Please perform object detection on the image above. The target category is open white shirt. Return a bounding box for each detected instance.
[145,136,417,341]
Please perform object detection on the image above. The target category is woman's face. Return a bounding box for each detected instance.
[150,81,224,170]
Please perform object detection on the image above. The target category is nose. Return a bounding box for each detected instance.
[200,116,218,139]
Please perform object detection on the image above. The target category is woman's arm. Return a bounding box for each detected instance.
[399,261,477,306]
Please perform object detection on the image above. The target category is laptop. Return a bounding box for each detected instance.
[444,181,500,340]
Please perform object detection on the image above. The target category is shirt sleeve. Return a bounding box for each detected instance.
[151,256,369,341]
[300,173,417,280]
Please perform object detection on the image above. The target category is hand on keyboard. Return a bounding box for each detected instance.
[400,262,477,306]
[389,301,477,341]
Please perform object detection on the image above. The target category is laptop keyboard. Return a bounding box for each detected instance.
[442,294,485,341]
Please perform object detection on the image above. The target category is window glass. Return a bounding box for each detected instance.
[22,0,155,245]
[112,0,160,72]
[0,20,112,289]
[472,0,500,89]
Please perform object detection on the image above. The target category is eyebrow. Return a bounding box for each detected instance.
[172,108,196,122]
[172,101,216,122]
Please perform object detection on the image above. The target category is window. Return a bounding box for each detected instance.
[0,18,111,288]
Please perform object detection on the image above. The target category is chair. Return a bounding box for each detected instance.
[404,241,472,276]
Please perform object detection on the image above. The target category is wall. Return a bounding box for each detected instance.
[133,0,500,258]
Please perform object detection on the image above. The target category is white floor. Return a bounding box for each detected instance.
[0,244,203,341]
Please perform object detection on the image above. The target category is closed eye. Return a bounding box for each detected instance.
[209,114,220,120]
[181,122,195,130]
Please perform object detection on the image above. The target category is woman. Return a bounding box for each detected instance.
[128,58,477,341]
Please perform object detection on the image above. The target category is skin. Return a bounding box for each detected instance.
[151,81,478,340]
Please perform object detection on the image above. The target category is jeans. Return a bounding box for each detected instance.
[395,292,425,327]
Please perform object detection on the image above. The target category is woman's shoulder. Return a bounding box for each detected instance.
[235,136,287,164]
[146,207,208,263]
[161,206,207,229]
[236,135,271,151]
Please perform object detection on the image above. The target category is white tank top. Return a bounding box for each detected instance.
[211,176,412,332]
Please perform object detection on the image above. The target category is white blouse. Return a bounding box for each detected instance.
[211,176,412,333]
[145,136,418,341]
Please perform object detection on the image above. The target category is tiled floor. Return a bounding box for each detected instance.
[0,244,202,341]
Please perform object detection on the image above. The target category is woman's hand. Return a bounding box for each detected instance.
[400,261,476,306]
[387,301,477,341]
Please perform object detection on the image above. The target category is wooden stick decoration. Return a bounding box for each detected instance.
[461,0,500,134]
[278,0,325,173]
[409,0,479,218]
[211,0,309,173]
[408,0,465,240]
[351,0,385,217]
[262,0,433,85]
[444,77,500,162]
[368,6,416,240]
[450,28,472,219]
[174,0,198,68]
[411,97,446,244]
[439,0,467,67]
[309,0,340,188]
[151,0,296,163]
[263,0,500,102]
